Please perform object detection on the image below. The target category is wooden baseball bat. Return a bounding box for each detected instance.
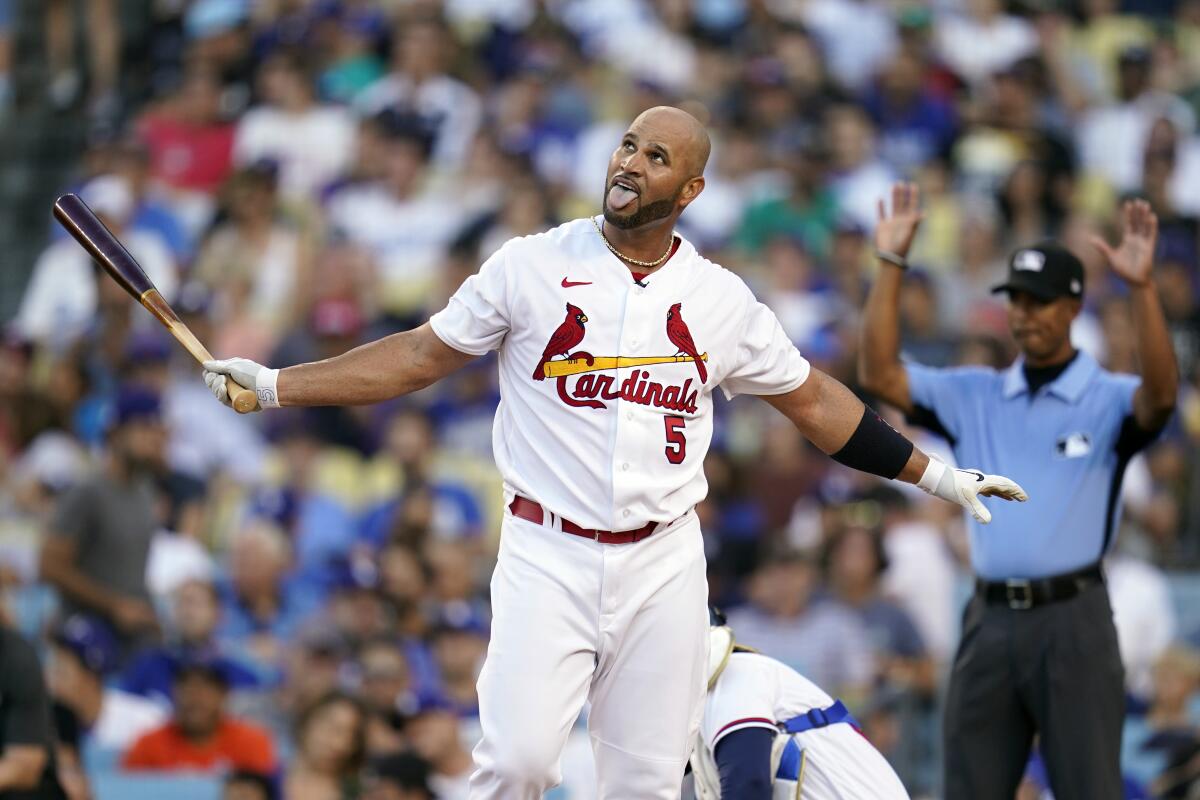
[52,193,259,414]
[542,353,709,378]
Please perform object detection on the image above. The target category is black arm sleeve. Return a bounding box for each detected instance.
[831,406,914,480]
[0,630,54,748]
[1115,414,1165,460]
[715,727,776,800]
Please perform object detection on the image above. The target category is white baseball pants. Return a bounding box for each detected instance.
[469,508,709,799]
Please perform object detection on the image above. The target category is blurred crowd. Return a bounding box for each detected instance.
[4,0,1200,797]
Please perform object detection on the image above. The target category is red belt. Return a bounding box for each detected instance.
[508,496,664,544]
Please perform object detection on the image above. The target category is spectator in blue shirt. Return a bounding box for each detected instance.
[314,556,392,653]
[863,50,957,174]
[216,521,322,679]
[122,577,259,706]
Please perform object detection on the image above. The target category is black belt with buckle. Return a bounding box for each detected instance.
[976,564,1104,610]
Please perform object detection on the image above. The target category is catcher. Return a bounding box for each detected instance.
[689,610,909,799]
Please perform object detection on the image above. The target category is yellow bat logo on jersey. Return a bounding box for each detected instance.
[540,353,709,378]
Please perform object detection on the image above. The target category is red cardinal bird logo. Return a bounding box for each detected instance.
[666,302,708,384]
[533,303,588,380]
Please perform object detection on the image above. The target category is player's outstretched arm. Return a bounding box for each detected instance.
[763,369,1028,523]
[204,322,476,409]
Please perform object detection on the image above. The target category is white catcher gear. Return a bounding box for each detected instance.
[692,621,911,799]
[708,625,735,691]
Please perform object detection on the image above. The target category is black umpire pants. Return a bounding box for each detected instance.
[943,581,1125,799]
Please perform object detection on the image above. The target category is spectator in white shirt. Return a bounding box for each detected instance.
[798,0,898,92]
[1107,550,1178,700]
[326,113,466,321]
[16,175,176,348]
[935,0,1038,87]
[162,284,268,485]
[1077,46,1196,194]
[825,104,897,232]
[445,0,536,30]
[234,49,356,202]
[355,15,482,166]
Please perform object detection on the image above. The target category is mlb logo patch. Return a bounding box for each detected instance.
[1014,250,1046,272]
[1056,432,1092,458]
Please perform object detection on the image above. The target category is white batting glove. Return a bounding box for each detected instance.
[202,358,280,410]
[917,457,1028,524]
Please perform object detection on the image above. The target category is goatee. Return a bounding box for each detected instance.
[603,182,683,230]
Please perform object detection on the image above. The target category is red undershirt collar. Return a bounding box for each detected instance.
[626,238,681,282]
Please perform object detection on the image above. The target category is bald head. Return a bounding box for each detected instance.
[630,106,711,178]
[603,106,710,230]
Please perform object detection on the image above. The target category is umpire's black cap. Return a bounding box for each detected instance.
[991,241,1085,302]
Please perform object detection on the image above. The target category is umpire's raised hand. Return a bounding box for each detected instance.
[874,181,924,266]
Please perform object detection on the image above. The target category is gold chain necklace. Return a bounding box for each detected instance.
[591,216,675,269]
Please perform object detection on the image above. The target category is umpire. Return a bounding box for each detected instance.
[859,183,1179,799]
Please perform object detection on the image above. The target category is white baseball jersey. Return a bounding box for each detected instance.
[691,652,909,800]
[428,216,810,531]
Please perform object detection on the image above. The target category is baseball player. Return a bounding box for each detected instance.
[693,610,909,800]
[204,106,1026,800]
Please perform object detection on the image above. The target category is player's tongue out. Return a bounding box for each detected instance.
[608,183,638,211]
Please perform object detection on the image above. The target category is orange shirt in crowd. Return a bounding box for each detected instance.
[121,717,276,774]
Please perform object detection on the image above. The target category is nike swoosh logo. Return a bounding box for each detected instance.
[561,278,592,288]
[961,470,985,482]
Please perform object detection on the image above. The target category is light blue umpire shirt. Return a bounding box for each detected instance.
[904,351,1150,580]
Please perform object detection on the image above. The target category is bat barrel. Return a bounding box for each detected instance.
[53,194,155,299]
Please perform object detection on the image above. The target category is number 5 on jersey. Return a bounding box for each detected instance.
[664,415,687,464]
